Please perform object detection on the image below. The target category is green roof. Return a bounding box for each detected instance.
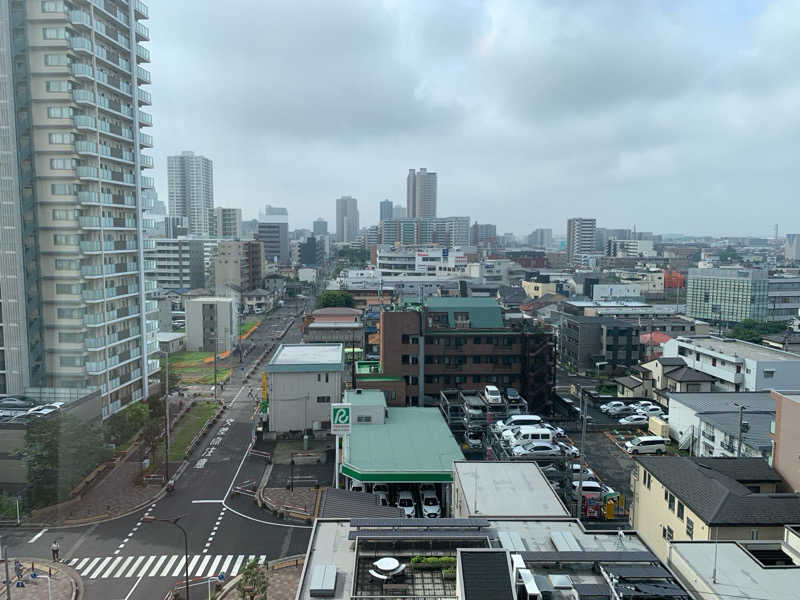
[424,296,503,329]
[342,407,464,482]
[355,360,381,374]
[344,389,387,407]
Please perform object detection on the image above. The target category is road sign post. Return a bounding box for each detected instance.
[331,404,351,435]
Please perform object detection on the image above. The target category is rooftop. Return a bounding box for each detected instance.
[342,407,464,482]
[157,332,186,343]
[344,389,386,407]
[665,366,717,383]
[185,296,233,303]
[424,296,504,328]
[268,343,344,373]
[452,461,570,518]
[317,488,404,519]
[636,456,800,526]
[673,335,800,361]
[667,391,775,413]
[697,410,775,452]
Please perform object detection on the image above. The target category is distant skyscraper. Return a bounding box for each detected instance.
[258,206,289,264]
[566,218,597,264]
[214,207,242,239]
[528,228,553,249]
[168,151,214,237]
[471,222,497,246]
[392,204,407,219]
[406,168,437,218]
[336,196,360,242]
[379,199,393,222]
[313,218,328,236]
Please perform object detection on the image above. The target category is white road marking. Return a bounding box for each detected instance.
[74,558,89,570]
[88,556,112,578]
[123,576,144,600]
[191,499,223,503]
[230,555,245,576]
[206,555,223,578]
[149,555,167,576]
[27,528,48,544]
[100,556,123,578]
[114,556,135,577]
[80,557,101,576]
[160,555,179,577]
[171,556,187,577]
[194,555,211,577]
[219,555,233,576]
[124,556,145,578]
[185,555,200,576]
[136,555,156,577]
[258,554,266,565]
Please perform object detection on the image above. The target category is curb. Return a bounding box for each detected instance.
[0,557,84,600]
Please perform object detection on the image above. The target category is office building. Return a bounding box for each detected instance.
[335,195,359,243]
[213,207,241,239]
[299,235,322,266]
[312,217,328,236]
[406,168,437,218]
[527,228,552,249]
[379,216,470,247]
[168,151,214,237]
[0,0,158,413]
[470,222,497,246]
[145,238,217,291]
[566,217,596,264]
[785,234,800,262]
[378,198,392,221]
[211,240,264,293]
[606,238,655,257]
[359,226,379,251]
[257,205,289,264]
[391,204,406,219]
[686,268,769,324]
[185,297,236,353]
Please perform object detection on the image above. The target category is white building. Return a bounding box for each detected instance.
[214,207,242,239]
[606,239,656,258]
[785,234,800,261]
[566,218,596,265]
[662,336,800,392]
[591,283,642,301]
[168,151,214,237]
[266,344,344,433]
[185,297,237,353]
[376,245,466,276]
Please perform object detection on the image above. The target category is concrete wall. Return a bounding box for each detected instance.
[772,391,800,491]
[267,370,343,432]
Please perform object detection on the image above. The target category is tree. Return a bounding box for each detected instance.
[316,290,354,309]
[719,246,741,264]
[729,319,787,343]
[237,559,268,599]
[104,402,149,447]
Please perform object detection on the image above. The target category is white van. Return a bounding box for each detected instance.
[493,414,542,434]
[625,435,667,455]
[505,426,554,447]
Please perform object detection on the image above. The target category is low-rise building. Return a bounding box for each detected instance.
[631,456,800,562]
[157,332,186,354]
[770,390,800,492]
[662,335,800,391]
[185,297,237,353]
[266,344,344,433]
[240,289,274,315]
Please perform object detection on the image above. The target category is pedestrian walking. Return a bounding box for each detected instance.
[51,540,60,561]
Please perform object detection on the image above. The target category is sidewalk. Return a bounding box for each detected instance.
[0,558,82,600]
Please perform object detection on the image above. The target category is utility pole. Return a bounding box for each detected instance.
[212,336,218,405]
[737,404,745,457]
[575,391,589,518]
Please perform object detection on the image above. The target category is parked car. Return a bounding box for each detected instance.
[541,423,566,438]
[483,385,503,403]
[503,426,555,447]
[607,404,637,417]
[571,480,604,498]
[600,400,625,414]
[619,414,649,425]
[492,414,542,434]
[396,491,417,518]
[511,441,564,458]
[506,387,521,401]
[464,430,483,449]
[557,441,580,458]
[636,405,664,418]
[374,491,390,507]
[421,491,441,518]
[570,464,597,482]
[26,402,65,417]
[625,435,667,455]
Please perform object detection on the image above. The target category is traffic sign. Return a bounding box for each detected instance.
[331,403,351,434]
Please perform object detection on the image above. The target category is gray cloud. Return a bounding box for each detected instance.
[147,0,800,236]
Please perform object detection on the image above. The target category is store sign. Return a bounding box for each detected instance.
[331,404,351,434]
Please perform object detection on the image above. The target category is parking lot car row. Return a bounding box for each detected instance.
[348,482,443,518]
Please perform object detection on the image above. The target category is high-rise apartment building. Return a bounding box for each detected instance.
[470,222,497,246]
[379,198,392,222]
[0,0,158,413]
[335,195,359,242]
[214,207,241,239]
[528,228,552,249]
[312,217,328,236]
[392,204,406,219]
[566,218,597,264]
[406,168,437,218]
[257,205,289,264]
[380,217,470,246]
[785,234,800,262]
[168,151,214,237]
[145,238,217,291]
[686,268,769,324]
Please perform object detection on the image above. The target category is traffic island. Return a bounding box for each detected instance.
[0,558,82,600]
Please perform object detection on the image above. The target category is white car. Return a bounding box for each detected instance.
[542,423,566,438]
[571,480,614,498]
[396,491,416,518]
[421,491,441,518]
[511,442,564,458]
[492,414,542,434]
[608,404,636,417]
[27,402,65,416]
[571,464,597,481]
[636,405,664,417]
[484,385,502,403]
[464,430,483,449]
[619,414,649,425]
[557,441,580,458]
[600,401,625,414]
[630,401,656,411]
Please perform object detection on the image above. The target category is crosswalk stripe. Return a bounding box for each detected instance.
[137,556,157,577]
[74,558,89,570]
[161,555,179,577]
[219,555,233,576]
[230,555,245,577]
[114,556,135,578]
[101,557,123,578]
[186,556,200,577]
[80,557,101,576]
[206,555,222,578]
[89,557,113,579]
[149,555,167,577]
[194,555,211,577]
[171,556,186,578]
[67,558,79,567]
[258,554,266,565]
[124,556,145,578]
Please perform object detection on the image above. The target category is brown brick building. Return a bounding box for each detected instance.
[378,297,555,410]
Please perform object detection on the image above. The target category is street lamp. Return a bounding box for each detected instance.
[143,515,190,600]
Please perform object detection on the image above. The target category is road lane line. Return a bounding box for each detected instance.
[87,556,111,578]
[149,555,167,576]
[136,555,156,577]
[100,556,123,578]
[194,555,211,577]
[191,499,223,503]
[220,555,233,576]
[74,558,89,571]
[80,557,101,576]
[185,555,200,576]
[171,556,186,577]
[123,575,144,600]
[206,555,223,578]
[230,555,245,576]
[27,528,48,543]
[161,555,179,577]
[114,556,135,577]
[124,556,145,578]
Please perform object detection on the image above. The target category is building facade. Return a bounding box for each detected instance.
[335,195,359,243]
[686,268,769,324]
[406,167,437,218]
[379,216,470,247]
[211,240,263,293]
[470,222,497,246]
[257,205,289,265]
[566,217,596,265]
[378,198,392,221]
[214,207,241,239]
[185,296,236,352]
[312,217,327,236]
[145,238,216,291]
[527,228,552,249]
[1,0,158,415]
[168,151,214,237]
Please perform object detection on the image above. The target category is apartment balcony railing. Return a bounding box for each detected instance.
[136,44,150,63]
[135,1,149,19]
[136,66,150,84]
[139,132,153,147]
[720,440,736,453]
[135,22,149,41]
[70,62,93,78]
[137,88,152,105]
[74,140,97,154]
[70,37,93,54]
[74,115,96,130]
[701,429,715,442]
[86,360,106,375]
[73,89,95,105]
[140,155,153,168]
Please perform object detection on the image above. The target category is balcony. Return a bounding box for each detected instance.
[79,216,101,228]
[140,155,153,168]
[135,22,149,41]
[144,279,156,292]
[85,336,106,351]
[73,89,95,105]
[71,63,93,79]
[69,9,92,27]
[74,140,97,155]
[143,239,155,250]
[145,300,158,312]
[138,110,152,126]
[74,115,96,130]
[136,66,151,84]
[76,166,98,179]
[701,429,715,443]
[86,360,106,375]
[720,439,736,453]
[136,44,150,63]
[137,88,151,105]
[143,260,155,270]
[70,37,93,54]
[135,1,149,19]
[139,132,153,147]
[141,175,154,187]
[81,264,103,276]
[82,288,105,302]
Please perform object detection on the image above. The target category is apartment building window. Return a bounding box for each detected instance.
[677,502,684,520]
[42,27,68,39]
[55,259,78,270]
[44,54,69,66]
[53,234,79,245]
[764,369,775,379]
[643,469,651,489]
[356,415,371,423]
[49,133,74,145]
[662,525,674,541]
[711,358,717,366]
[47,106,73,118]
[59,356,84,367]
[316,396,331,403]
[58,332,83,343]
[686,518,694,539]
[57,308,83,319]
[401,335,409,344]
[46,80,71,92]
[51,209,76,220]
[50,158,76,170]
[472,376,481,383]
[667,493,675,512]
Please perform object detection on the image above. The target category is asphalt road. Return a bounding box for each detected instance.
[0,301,314,600]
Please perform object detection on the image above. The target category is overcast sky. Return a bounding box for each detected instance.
[147,0,799,237]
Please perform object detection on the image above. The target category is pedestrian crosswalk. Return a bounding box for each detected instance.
[66,554,267,580]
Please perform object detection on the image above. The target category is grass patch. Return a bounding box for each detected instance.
[239,317,263,336]
[166,351,232,384]
[168,401,217,461]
